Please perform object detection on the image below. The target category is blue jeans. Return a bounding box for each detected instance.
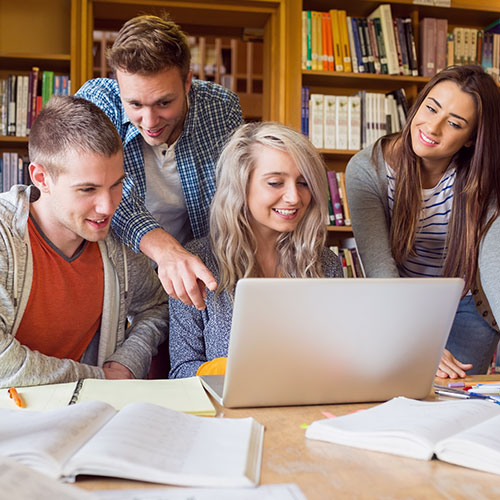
[445,295,500,374]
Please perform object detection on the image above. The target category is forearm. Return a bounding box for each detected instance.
[0,336,104,389]
[168,297,207,378]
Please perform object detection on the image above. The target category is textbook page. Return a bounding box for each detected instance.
[0,401,115,478]
[0,382,76,410]
[75,377,215,416]
[435,412,500,475]
[95,484,307,500]
[305,397,500,459]
[64,401,264,487]
[0,457,97,500]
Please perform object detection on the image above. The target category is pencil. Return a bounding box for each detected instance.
[8,387,25,408]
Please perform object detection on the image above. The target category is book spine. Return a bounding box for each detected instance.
[325,13,335,71]
[420,18,437,77]
[396,18,410,76]
[7,75,16,136]
[0,79,7,136]
[323,95,336,149]
[321,13,329,71]
[309,93,324,148]
[306,11,312,70]
[335,95,348,150]
[367,19,381,74]
[373,17,389,74]
[327,170,344,226]
[330,10,344,71]
[346,16,359,73]
[370,6,399,75]
[337,171,351,226]
[435,19,448,73]
[338,10,352,73]
[347,95,361,151]
[302,11,308,70]
[470,29,478,65]
[360,18,375,73]
[403,19,419,76]
[15,74,24,137]
[351,18,365,73]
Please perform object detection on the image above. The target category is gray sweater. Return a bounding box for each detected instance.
[345,142,500,331]
[169,237,343,378]
[0,185,169,388]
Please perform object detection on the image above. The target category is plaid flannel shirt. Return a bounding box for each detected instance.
[76,78,243,251]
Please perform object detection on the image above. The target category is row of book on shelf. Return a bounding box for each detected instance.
[1,152,30,193]
[0,68,71,138]
[421,18,500,79]
[302,4,500,80]
[302,87,408,151]
[302,5,418,76]
[330,237,365,279]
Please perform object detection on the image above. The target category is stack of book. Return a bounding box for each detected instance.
[0,68,70,138]
[330,238,365,278]
[303,88,408,151]
[326,170,350,227]
[302,5,418,76]
[1,152,30,192]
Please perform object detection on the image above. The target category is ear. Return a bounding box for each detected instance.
[29,163,51,192]
[184,70,193,95]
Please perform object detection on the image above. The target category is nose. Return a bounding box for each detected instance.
[426,114,445,136]
[95,191,118,216]
[283,183,300,204]
[140,107,159,129]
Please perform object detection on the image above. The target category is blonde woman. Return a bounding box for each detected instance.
[169,122,342,378]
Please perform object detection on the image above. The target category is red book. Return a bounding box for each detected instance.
[327,170,345,226]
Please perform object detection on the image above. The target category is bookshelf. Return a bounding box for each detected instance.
[0,0,76,188]
[91,29,264,119]
[287,0,500,244]
[73,0,293,122]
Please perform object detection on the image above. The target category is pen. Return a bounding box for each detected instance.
[8,387,24,408]
[434,388,500,404]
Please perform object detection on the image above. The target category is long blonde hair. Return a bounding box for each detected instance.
[209,122,329,297]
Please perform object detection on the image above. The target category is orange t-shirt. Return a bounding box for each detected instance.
[15,217,104,361]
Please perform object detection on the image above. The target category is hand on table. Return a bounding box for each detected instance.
[436,349,473,379]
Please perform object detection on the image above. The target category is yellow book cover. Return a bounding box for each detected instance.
[329,9,344,71]
[338,10,352,72]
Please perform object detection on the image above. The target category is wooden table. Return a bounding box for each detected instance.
[77,375,500,499]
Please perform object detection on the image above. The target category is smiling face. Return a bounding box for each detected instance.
[30,150,125,257]
[246,145,312,243]
[410,80,477,174]
[117,66,191,147]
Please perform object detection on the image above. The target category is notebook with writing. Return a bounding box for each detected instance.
[201,278,463,408]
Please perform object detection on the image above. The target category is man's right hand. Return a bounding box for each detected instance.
[139,228,217,310]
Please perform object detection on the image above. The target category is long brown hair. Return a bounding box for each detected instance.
[377,65,500,292]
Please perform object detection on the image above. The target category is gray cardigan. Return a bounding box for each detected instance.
[345,142,500,332]
[169,237,343,378]
[0,185,169,388]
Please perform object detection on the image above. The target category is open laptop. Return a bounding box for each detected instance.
[200,277,464,408]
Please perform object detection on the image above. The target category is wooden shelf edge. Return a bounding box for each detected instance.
[302,69,430,84]
[327,225,353,232]
[0,136,29,143]
[0,52,71,62]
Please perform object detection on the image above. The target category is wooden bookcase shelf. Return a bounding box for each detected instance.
[288,0,500,245]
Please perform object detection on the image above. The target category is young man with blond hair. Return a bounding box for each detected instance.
[77,14,243,310]
[0,96,168,388]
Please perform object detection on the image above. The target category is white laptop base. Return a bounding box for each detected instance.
[201,278,463,408]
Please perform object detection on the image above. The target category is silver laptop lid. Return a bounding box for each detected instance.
[219,278,463,408]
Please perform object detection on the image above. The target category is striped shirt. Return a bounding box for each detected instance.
[386,163,455,277]
[76,78,243,251]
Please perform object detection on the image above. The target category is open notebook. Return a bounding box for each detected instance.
[201,277,464,408]
[1,377,215,416]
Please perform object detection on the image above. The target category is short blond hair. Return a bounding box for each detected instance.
[107,14,191,81]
